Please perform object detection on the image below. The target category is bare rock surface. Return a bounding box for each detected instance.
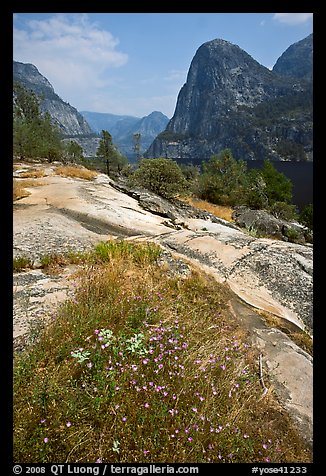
[229,297,313,448]
[13,163,313,446]
[13,266,78,348]
[159,227,312,333]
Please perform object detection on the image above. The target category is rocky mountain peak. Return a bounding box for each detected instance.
[196,37,260,69]
[272,33,313,81]
[13,61,55,95]
[81,110,169,159]
[133,111,169,135]
[172,37,280,135]
[146,35,312,162]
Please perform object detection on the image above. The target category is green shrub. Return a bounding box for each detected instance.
[268,201,298,221]
[130,158,188,199]
[283,227,300,243]
[299,204,313,230]
[179,163,200,185]
[197,149,248,206]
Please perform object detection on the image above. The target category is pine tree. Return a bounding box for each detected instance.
[261,160,293,205]
[13,82,63,160]
[96,130,127,176]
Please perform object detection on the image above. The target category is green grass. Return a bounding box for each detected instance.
[92,240,162,266]
[13,256,33,272]
[14,241,162,274]
[13,240,311,463]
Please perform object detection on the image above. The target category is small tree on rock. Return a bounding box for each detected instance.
[96,130,127,176]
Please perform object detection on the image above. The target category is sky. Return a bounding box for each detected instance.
[13,12,313,119]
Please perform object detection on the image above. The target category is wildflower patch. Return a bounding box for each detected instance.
[13,240,311,463]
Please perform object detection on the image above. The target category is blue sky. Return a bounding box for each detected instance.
[13,13,313,118]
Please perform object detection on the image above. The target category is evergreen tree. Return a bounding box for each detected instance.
[195,151,295,212]
[198,149,248,206]
[13,82,63,160]
[244,169,269,209]
[96,130,127,176]
[66,140,84,163]
[133,133,141,161]
[261,160,293,205]
[13,81,40,121]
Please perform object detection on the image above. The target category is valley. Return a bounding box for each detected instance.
[12,25,314,463]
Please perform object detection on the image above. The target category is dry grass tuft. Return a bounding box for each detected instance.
[19,169,46,178]
[13,179,31,200]
[21,179,45,188]
[13,179,45,201]
[182,197,234,222]
[55,165,98,181]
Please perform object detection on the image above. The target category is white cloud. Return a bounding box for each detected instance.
[13,14,128,105]
[273,13,313,25]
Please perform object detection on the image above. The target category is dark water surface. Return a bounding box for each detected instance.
[244,160,313,211]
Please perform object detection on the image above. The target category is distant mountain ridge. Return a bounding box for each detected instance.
[80,111,139,136]
[81,110,169,159]
[146,34,313,162]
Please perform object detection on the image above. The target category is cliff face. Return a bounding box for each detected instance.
[273,33,313,81]
[146,36,312,162]
[13,61,94,137]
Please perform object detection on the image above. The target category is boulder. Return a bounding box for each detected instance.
[138,193,180,221]
[232,206,311,244]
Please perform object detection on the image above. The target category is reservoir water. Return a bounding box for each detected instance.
[244,160,313,212]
